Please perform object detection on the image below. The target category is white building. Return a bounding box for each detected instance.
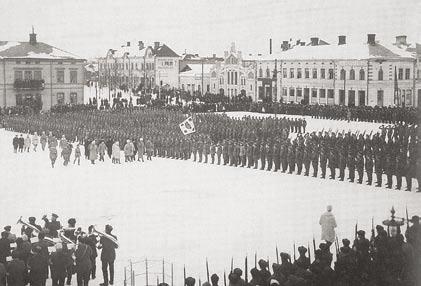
[275,34,419,107]
[179,63,213,94]
[98,41,180,92]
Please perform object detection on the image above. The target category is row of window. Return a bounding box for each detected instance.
[283,68,336,80]
[15,92,78,105]
[15,70,78,84]
[15,61,76,65]
[282,87,335,99]
[100,62,155,71]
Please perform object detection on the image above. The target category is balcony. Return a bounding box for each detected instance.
[14,79,45,90]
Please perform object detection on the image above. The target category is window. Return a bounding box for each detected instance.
[319,89,326,98]
[311,88,317,98]
[378,68,383,81]
[405,68,410,80]
[328,89,334,99]
[227,72,230,85]
[296,88,302,97]
[320,68,326,79]
[57,93,65,105]
[328,69,334,79]
[282,87,287,96]
[297,68,302,78]
[377,90,384,106]
[16,61,21,64]
[349,69,355,80]
[235,72,238,85]
[34,71,42,80]
[16,94,23,105]
[25,61,31,65]
[70,92,77,104]
[266,67,270,78]
[24,71,32,80]
[57,70,64,83]
[312,68,317,79]
[398,68,403,80]
[259,68,263,78]
[70,70,77,84]
[289,88,295,98]
[212,71,217,78]
[131,63,134,70]
[250,84,253,91]
[340,69,346,80]
[305,68,309,78]
[282,68,287,78]
[248,72,254,79]
[359,69,365,80]
[290,68,294,78]
[14,71,23,81]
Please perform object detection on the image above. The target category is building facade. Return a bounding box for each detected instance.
[98,41,180,92]
[209,43,257,100]
[276,34,419,107]
[0,31,85,110]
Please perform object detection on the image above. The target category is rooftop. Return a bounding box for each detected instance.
[0,41,83,60]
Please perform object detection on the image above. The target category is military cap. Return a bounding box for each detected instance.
[4,226,11,231]
[342,238,350,246]
[297,246,307,254]
[185,277,196,286]
[410,215,419,223]
[357,230,365,236]
[52,213,59,218]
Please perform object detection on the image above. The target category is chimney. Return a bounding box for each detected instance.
[138,41,144,50]
[395,35,407,46]
[269,38,272,55]
[29,26,37,45]
[310,37,319,46]
[367,34,376,45]
[154,41,160,50]
[281,41,289,51]
[126,41,131,47]
[338,35,346,45]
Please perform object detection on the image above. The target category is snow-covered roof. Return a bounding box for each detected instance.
[111,43,179,59]
[0,41,83,60]
[277,42,415,61]
[179,63,213,77]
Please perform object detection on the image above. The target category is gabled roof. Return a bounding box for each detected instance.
[179,63,213,76]
[0,41,83,60]
[154,44,179,58]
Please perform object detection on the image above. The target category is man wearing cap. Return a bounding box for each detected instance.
[319,205,337,247]
[50,243,73,286]
[28,244,48,286]
[42,214,61,238]
[6,252,27,286]
[0,232,10,264]
[294,246,310,271]
[3,226,16,242]
[334,239,356,286]
[99,225,117,286]
[258,259,271,286]
[352,230,370,277]
[210,273,219,286]
[185,277,196,286]
[406,215,421,272]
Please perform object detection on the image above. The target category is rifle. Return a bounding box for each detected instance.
[230,257,233,273]
[308,242,311,262]
[254,252,257,269]
[184,265,186,286]
[312,236,316,258]
[245,256,248,284]
[223,271,227,286]
[406,206,410,232]
[355,221,358,240]
[371,217,375,241]
[293,242,296,263]
[206,258,210,283]
[276,246,279,264]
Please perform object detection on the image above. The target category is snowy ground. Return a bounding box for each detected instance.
[1,113,419,286]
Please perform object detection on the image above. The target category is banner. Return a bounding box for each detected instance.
[179,116,196,135]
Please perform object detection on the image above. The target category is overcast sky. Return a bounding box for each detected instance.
[1,0,420,59]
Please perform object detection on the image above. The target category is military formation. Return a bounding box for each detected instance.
[0,214,118,286]
[181,212,421,286]
[2,107,420,191]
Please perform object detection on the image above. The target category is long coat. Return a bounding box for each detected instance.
[112,143,120,159]
[89,142,98,161]
[319,211,337,243]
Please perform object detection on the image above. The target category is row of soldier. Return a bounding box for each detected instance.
[181,213,421,286]
[5,109,420,191]
[0,213,118,286]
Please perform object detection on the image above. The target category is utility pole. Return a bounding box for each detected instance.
[201,58,204,96]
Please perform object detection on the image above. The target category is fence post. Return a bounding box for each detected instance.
[146,258,149,286]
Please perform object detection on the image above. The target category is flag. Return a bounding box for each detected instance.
[179,116,196,135]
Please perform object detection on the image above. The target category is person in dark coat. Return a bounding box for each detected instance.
[99,225,118,286]
[42,213,61,238]
[50,243,72,286]
[6,253,27,286]
[87,226,98,280]
[17,134,24,152]
[75,237,93,286]
[12,135,19,153]
[0,232,10,264]
[28,245,47,286]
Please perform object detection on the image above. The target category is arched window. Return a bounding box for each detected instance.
[340,69,346,80]
[359,69,365,80]
[248,72,254,79]
[349,69,355,80]
[211,71,217,78]
[259,68,263,78]
[266,67,270,78]
[378,68,383,80]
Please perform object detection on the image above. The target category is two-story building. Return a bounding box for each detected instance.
[0,30,85,110]
[98,41,180,93]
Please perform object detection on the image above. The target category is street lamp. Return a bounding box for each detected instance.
[382,206,404,237]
